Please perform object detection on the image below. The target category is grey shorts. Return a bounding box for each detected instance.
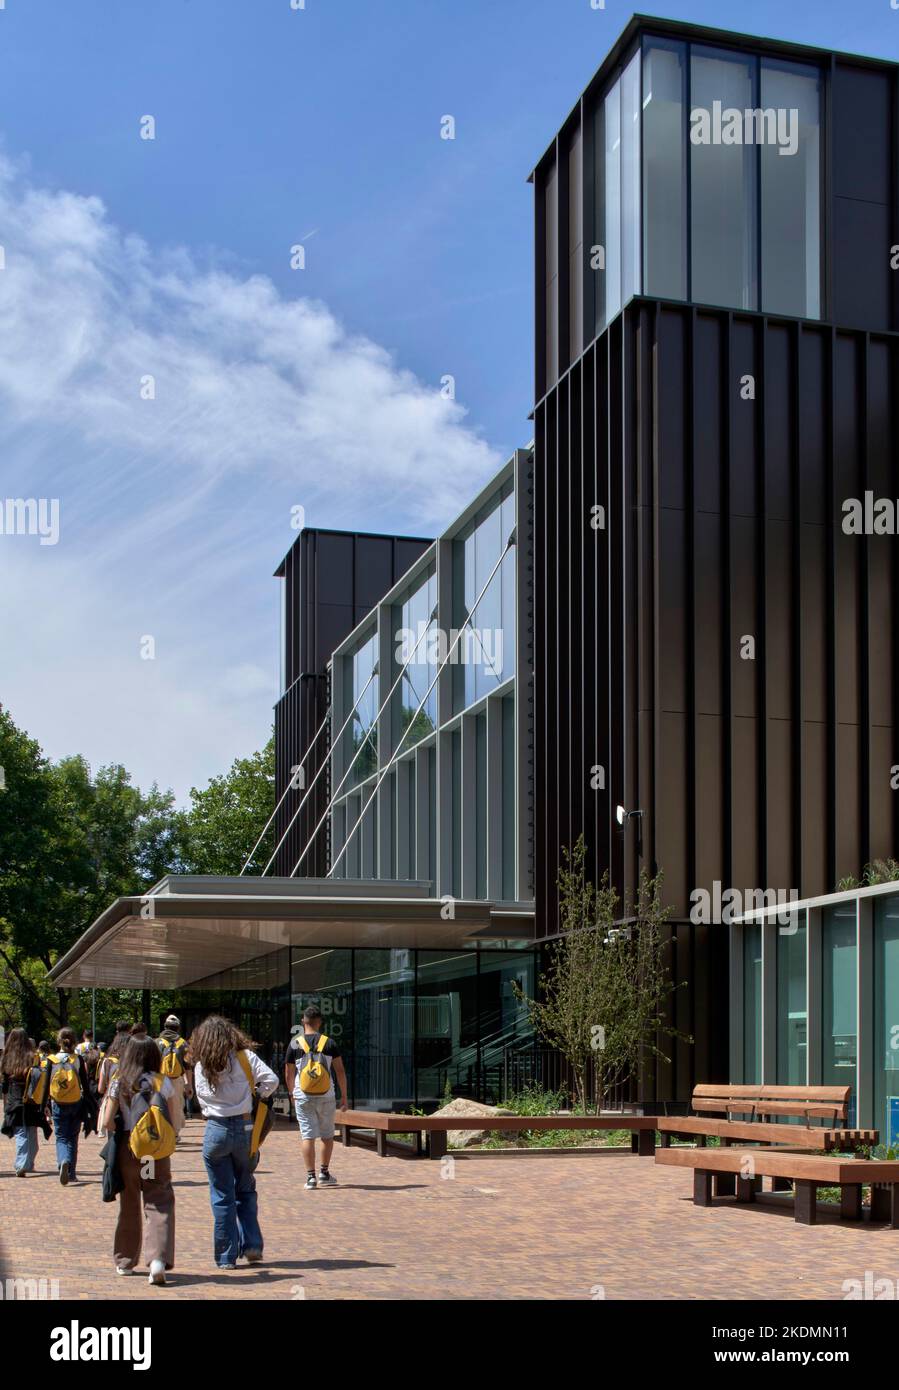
[295,1094,336,1141]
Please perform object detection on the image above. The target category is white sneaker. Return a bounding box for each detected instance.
[115,1265,133,1277]
[148,1260,166,1286]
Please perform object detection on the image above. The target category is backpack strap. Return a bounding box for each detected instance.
[297,1037,312,1055]
[236,1049,256,1097]
[316,1034,329,1053]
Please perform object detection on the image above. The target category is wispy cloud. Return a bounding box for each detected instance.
[0,153,504,801]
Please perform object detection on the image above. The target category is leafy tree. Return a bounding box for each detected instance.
[517,837,689,1112]
[181,738,275,875]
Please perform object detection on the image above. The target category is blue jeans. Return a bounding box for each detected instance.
[14,1123,38,1173]
[51,1102,81,1177]
[202,1114,263,1266]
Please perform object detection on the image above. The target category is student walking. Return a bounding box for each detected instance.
[98,1021,133,1098]
[156,1014,191,1139]
[100,1036,176,1286]
[75,1029,94,1057]
[285,1005,349,1189]
[48,1027,89,1184]
[189,1016,278,1270]
[1,1028,48,1176]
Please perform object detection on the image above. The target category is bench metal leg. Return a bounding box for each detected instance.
[715,1172,737,1196]
[770,1176,792,1192]
[660,1132,672,1149]
[414,1129,424,1157]
[870,1184,899,1228]
[736,1176,755,1204]
[428,1129,447,1161]
[376,1130,388,1158]
[637,1128,656,1156]
[341,1125,352,1148]
[794,1180,817,1225]
[631,1131,639,1153]
[840,1184,862,1221]
[693,1171,713,1207]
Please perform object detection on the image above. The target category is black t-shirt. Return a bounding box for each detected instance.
[287,1031,341,1065]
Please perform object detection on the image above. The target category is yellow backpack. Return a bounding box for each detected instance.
[297,1034,332,1095]
[128,1074,176,1161]
[48,1053,82,1106]
[236,1050,274,1158]
[158,1036,187,1079]
[23,1057,50,1108]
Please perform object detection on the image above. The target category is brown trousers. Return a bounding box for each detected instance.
[113,1140,176,1271]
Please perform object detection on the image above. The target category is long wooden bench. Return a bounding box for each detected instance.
[658,1084,877,1154]
[656,1144,899,1226]
[335,1109,659,1159]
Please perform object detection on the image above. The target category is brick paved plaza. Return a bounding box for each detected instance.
[1,1119,896,1300]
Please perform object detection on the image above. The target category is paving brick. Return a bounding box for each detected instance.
[0,1121,895,1299]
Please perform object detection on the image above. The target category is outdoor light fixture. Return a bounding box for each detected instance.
[616,805,643,828]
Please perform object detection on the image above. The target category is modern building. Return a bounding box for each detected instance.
[530,14,899,1102]
[49,15,899,1114]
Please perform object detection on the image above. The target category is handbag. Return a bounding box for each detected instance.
[99,1116,126,1203]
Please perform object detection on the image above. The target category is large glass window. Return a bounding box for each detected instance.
[591,52,642,337]
[822,905,857,1105]
[453,482,515,712]
[394,569,437,751]
[760,58,821,318]
[478,950,535,1106]
[776,915,807,1085]
[353,948,415,1110]
[743,925,762,1083]
[291,947,353,1073]
[690,46,758,311]
[415,950,480,1107]
[874,899,899,1147]
[343,630,378,787]
[642,37,687,300]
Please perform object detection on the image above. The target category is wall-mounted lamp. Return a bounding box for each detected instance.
[615,805,644,855]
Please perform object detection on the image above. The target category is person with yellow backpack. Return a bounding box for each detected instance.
[189,1015,278,1270]
[284,1004,349,1190]
[48,1027,90,1185]
[156,1014,191,1139]
[99,1035,176,1286]
[1,1028,49,1175]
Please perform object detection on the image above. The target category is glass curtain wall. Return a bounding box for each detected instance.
[453,481,516,712]
[776,915,807,1085]
[822,905,858,1117]
[638,36,823,320]
[875,899,899,1146]
[743,924,762,1083]
[344,629,378,786]
[591,50,642,337]
[394,569,438,750]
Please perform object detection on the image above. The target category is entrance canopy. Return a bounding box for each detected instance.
[48,876,536,990]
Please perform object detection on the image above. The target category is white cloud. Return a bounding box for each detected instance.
[0,154,505,802]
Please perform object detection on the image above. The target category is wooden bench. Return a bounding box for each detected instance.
[657,1085,877,1154]
[656,1144,899,1226]
[335,1109,659,1159]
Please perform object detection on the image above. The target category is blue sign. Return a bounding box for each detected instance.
[888,1097,899,1148]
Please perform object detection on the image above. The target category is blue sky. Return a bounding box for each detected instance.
[1,0,896,802]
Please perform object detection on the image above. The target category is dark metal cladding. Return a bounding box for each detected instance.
[274,529,432,878]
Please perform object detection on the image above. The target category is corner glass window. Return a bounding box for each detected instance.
[690,45,758,311]
[394,569,437,752]
[343,630,378,787]
[642,37,687,300]
[776,914,807,1085]
[452,482,516,713]
[760,58,822,318]
[743,924,762,1084]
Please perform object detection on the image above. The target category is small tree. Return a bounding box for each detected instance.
[518,837,689,1113]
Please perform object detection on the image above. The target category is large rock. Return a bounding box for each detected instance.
[434,1097,514,1148]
